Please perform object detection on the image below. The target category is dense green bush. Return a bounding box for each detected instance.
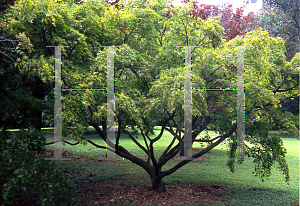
[0,127,75,206]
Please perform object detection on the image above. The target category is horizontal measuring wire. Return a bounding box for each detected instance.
[61,88,106,91]
[60,89,238,91]
[193,88,237,91]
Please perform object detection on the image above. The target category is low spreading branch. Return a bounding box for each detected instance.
[159,123,237,179]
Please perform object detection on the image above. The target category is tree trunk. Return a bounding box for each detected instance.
[180,147,184,156]
[31,78,46,129]
[151,177,166,193]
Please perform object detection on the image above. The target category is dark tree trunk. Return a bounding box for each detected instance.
[151,177,166,193]
[180,147,184,156]
[30,109,42,129]
[31,78,46,129]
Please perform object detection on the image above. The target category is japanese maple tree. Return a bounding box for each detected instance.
[5,0,298,194]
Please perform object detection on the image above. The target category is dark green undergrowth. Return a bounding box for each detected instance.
[45,127,299,206]
[0,127,75,206]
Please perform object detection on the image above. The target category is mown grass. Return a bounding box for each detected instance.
[45,127,299,206]
[6,127,55,131]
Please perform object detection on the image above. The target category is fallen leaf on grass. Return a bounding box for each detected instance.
[213,184,224,189]
[87,173,96,177]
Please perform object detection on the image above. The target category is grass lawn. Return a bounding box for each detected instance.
[6,127,55,131]
[45,127,299,206]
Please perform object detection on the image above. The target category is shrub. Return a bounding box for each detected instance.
[0,127,75,206]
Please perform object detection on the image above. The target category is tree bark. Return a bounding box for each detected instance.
[151,177,166,193]
[31,78,46,129]
[180,147,184,156]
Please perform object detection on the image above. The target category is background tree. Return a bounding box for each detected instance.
[5,0,299,193]
[1,3,74,204]
[245,0,299,61]
[0,3,54,129]
[182,0,259,41]
[0,0,16,15]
